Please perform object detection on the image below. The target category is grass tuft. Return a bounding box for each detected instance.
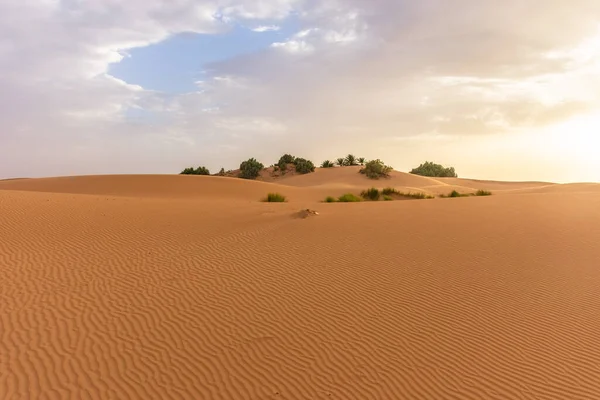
[383,195,394,201]
[360,187,381,201]
[264,193,287,202]
[441,190,470,198]
[337,193,363,202]
[324,196,337,203]
[475,189,492,196]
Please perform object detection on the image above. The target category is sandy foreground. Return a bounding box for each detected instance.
[1,169,600,399]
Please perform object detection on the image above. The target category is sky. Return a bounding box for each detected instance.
[1,0,599,183]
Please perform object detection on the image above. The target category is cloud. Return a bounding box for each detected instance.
[251,25,281,32]
[1,0,599,181]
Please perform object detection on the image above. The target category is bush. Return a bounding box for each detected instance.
[278,154,296,165]
[216,167,226,176]
[383,195,393,201]
[441,190,469,198]
[294,158,315,174]
[239,158,264,180]
[336,158,346,167]
[360,187,381,201]
[264,193,287,202]
[345,154,358,166]
[180,166,210,175]
[475,190,492,196]
[324,196,337,203]
[382,187,399,196]
[410,161,458,178]
[321,160,335,168]
[337,193,362,202]
[357,157,366,165]
[359,159,393,179]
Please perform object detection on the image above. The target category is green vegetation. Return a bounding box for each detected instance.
[410,161,458,178]
[321,160,335,168]
[357,157,366,165]
[216,167,226,176]
[345,154,358,166]
[382,187,434,199]
[239,158,264,180]
[359,159,393,179]
[180,166,210,175]
[337,193,363,202]
[360,187,381,201]
[383,195,393,201]
[294,158,316,174]
[263,193,287,202]
[441,190,470,198]
[336,158,346,167]
[475,190,493,196]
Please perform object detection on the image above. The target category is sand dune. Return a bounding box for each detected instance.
[2,172,600,399]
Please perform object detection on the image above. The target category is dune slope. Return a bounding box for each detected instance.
[2,175,600,399]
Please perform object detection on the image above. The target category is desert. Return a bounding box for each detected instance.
[2,159,600,399]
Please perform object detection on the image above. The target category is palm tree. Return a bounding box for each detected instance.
[336,158,346,167]
[345,154,358,166]
[321,160,335,168]
[357,157,366,166]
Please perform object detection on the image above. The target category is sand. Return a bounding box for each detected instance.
[1,170,600,399]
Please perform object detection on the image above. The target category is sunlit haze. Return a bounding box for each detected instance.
[1,1,599,182]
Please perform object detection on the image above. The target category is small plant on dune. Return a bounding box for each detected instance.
[294,158,316,174]
[239,158,264,180]
[441,190,469,198]
[337,193,363,202]
[216,167,226,176]
[383,195,394,201]
[324,196,337,203]
[357,157,366,166]
[264,193,287,202]
[382,187,433,199]
[475,189,492,196]
[344,154,358,166]
[180,166,210,175]
[382,187,400,196]
[336,158,346,167]
[321,160,335,168]
[360,187,381,201]
[359,159,393,180]
[410,161,458,178]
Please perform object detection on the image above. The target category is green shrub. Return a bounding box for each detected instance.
[357,157,366,166]
[239,158,264,180]
[321,160,335,168]
[383,195,393,201]
[264,193,287,202]
[475,190,492,196]
[360,187,381,201]
[441,190,469,198]
[410,161,458,178]
[180,166,210,175]
[337,193,362,202]
[336,158,346,167]
[324,196,337,203]
[345,154,358,166]
[278,154,296,165]
[382,187,399,196]
[180,167,196,175]
[216,167,226,176]
[294,158,316,174]
[359,159,393,179]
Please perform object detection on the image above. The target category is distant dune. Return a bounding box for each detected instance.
[2,171,600,399]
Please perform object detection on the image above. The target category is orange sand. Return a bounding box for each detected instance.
[1,170,600,399]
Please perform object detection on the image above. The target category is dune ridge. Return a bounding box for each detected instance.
[2,173,600,399]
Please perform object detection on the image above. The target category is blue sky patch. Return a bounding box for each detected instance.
[109,16,300,94]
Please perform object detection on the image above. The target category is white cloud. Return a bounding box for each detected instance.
[251,25,280,32]
[1,0,600,181]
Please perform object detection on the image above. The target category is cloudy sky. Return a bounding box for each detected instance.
[1,0,599,182]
